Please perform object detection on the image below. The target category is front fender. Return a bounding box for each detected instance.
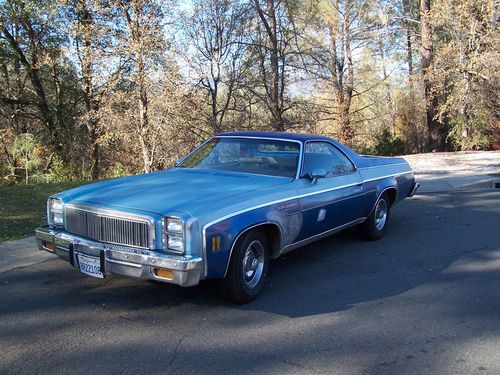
[202,200,302,279]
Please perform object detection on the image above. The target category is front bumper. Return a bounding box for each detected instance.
[35,226,203,287]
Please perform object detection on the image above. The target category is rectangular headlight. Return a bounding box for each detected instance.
[163,216,184,253]
[167,235,184,252]
[166,217,183,234]
[48,197,64,227]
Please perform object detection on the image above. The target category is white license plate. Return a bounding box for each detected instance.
[77,254,104,278]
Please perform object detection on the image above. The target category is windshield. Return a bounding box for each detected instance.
[178,138,300,178]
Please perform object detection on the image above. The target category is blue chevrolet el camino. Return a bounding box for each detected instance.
[36,132,419,303]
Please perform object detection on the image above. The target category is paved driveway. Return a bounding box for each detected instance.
[1,189,499,374]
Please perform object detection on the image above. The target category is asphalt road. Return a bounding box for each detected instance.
[1,189,499,375]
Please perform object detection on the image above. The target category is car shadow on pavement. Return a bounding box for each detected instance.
[241,190,500,317]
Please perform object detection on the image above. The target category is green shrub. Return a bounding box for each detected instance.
[447,115,494,151]
[9,133,39,184]
[109,163,129,178]
[374,129,407,156]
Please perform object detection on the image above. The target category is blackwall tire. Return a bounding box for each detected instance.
[216,230,269,304]
[358,192,391,241]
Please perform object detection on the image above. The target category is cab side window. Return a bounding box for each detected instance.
[302,142,355,177]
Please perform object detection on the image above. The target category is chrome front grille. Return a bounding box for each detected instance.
[65,205,152,249]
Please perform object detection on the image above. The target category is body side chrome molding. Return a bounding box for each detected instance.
[357,162,409,170]
[279,217,366,256]
[360,171,412,184]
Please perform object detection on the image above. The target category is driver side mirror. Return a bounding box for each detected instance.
[310,168,327,184]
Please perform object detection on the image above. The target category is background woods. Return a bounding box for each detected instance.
[0,0,498,183]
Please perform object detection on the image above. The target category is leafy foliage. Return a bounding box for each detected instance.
[373,129,406,156]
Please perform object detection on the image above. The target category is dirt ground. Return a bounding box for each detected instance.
[403,151,500,175]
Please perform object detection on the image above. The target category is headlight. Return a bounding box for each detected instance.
[167,235,184,252]
[166,217,183,234]
[48,197,64,226]
[163,216,184,253]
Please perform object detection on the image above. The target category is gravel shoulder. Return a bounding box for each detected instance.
[402,151,500,192]
[403,150,500,175]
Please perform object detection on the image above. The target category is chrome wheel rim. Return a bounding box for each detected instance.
[374,199,388,231]
[242,240,265,289]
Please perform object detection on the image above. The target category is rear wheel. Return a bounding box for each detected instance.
[216,230,269,304]
[358,192,391,240]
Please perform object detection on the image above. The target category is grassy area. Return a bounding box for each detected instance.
[0,181,85,242]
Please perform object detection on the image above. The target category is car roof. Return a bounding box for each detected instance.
[216,131,333,143]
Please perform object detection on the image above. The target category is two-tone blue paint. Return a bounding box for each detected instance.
[45,131,417,284]
[201,174,411,279]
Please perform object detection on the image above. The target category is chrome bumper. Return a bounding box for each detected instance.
[408,182,420,197]
[35,226,203,287]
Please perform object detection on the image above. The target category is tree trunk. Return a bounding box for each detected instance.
[460,71,472,150]
[121,0,152,173]
[211,83,220,134]
[255,0,284,131]
[138,53,151,173]
[138,130,152,173]
[339,0,354,147]
[339,100,354,147]
[25,153,29,185]
[378,38,395,133]
[420,0,443,151]
[402,0,414,89]
[406,26,414,90]
[267,0,283,131]
[90,137,99,179]
[78,1,100,179]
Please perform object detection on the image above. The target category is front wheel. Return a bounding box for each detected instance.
[358,192,391,240]
[216,230,269,304]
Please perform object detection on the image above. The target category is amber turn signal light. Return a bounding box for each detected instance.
[154,268,174,280]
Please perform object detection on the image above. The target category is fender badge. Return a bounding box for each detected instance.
[277,201,298,212]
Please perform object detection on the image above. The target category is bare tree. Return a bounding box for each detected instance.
[74,0,101,179]
[308,0,367,147]
[420,0,442,151]
[400,0,418,89]
[118,0,166,173]
[72,0,125,179]
[183,0,248,134]
[252,0,300,132]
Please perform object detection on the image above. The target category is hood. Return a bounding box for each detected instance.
[60,168,290,216]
